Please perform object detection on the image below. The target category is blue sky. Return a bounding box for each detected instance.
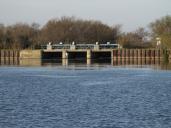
[0,0,171,31]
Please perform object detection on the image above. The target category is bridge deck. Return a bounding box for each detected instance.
[41,43,119,50]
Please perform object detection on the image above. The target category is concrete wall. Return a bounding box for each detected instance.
[20,50,42,59]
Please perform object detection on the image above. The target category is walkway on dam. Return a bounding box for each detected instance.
[41,43,120,50]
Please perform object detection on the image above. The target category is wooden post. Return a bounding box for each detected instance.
[155,49,159,63]
[138,49,142,65]
[118,49,121,64]
[10,51,14,63]
[122,49,125,65]
[142,49,145,65]
[125,49,129,63]
[1,50,4,65]
[145,50,149,64]
[113,49,117,61]
[7,50,10,64]
[160,49,163,61]
[133,49,137,65]
[142,49,145,59]
[151,49,155,62]
[130,49,133,64]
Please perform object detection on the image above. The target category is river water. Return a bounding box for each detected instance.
[0,61,171,128]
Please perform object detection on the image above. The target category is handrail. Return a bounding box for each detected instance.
[41,43,119,50]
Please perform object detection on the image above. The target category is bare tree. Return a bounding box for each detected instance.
[150,15,171,48]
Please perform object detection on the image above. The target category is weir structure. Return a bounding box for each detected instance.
[19,43,119,65]
[45,43,117,65]
[1,43,171,66]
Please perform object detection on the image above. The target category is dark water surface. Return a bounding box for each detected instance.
[0,65,171,128]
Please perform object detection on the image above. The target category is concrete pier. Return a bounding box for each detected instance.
[62,50,68,59]
[87,50,91,59]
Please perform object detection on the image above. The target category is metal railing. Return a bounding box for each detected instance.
[41,43,119,50]
[52,44,70,49]
[99,44,119,49]
[75,44,94,49]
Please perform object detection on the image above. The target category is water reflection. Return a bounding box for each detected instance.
[20,59,42,66]
[0,57,171,70]
[42,59,62,66]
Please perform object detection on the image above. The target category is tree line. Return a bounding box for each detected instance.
[0,16,171,49]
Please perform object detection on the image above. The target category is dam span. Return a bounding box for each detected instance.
[0,43,171,66]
